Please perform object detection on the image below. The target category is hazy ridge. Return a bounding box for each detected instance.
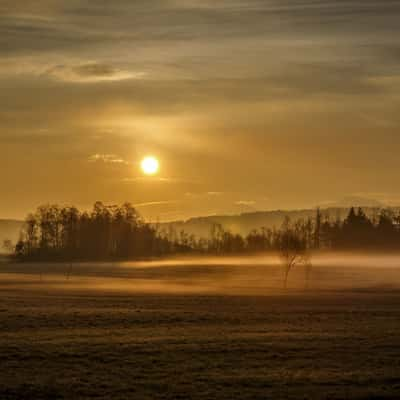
[158,207,391,238]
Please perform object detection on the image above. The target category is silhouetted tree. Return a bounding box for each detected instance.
[278,218,309,289]
[314,208,321,249]
[15,202,176,261]
[2,239,14,253]
[246,228,271,252]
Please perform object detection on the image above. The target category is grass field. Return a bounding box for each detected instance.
[1,255,400,399]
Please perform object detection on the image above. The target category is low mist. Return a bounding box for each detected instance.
[2,253,400,296]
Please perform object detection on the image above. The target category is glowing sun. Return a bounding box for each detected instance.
[141,156,159,175]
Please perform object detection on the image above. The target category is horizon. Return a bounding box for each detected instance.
[3,200,400,224]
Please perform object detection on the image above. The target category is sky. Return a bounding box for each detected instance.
[1,0,400,221]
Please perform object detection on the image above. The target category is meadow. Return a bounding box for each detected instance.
[1,255,400,399]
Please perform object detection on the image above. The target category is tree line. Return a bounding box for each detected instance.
[13,202,175,261]
[206,207,400,254]
[9,203,400,261]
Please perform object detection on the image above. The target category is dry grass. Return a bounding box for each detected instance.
[1,256,400,399]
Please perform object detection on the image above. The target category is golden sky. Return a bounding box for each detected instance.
[1,1,400,220]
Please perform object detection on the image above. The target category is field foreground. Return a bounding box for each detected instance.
[1,255,400,399]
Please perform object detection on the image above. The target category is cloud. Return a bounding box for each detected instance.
[133,200,180,208]
[185,192,224,198]
[46,63,143,82]
[123,177,200,184]
[88,154,127,164]
[2,1,399,63]
[235,200,256,206]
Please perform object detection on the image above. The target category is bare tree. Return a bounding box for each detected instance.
[302,251,313,290]
[65,262,73,280]
[2,239,14,254]
[278,218,308,289]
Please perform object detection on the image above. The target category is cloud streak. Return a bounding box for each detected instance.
[46,63,143,83]
[88,154,128,164]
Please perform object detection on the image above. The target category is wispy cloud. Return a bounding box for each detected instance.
[88,154,128,164]
[122,177,199,184]
[134,200,180,208]
[46,63,143,83]
[185,191,224,198]
[235,200,256,206]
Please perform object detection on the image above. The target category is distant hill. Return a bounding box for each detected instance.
[0,219,24,250]
[158,207,389,239]
[319,196,385,209]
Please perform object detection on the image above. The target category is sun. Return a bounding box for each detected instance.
[141,156,159,175]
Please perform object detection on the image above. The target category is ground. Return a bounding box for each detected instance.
[1,255,400,399]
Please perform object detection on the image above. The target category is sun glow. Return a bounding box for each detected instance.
[141,156,159,175]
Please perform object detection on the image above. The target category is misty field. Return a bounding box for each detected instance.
[1,255,400,399]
